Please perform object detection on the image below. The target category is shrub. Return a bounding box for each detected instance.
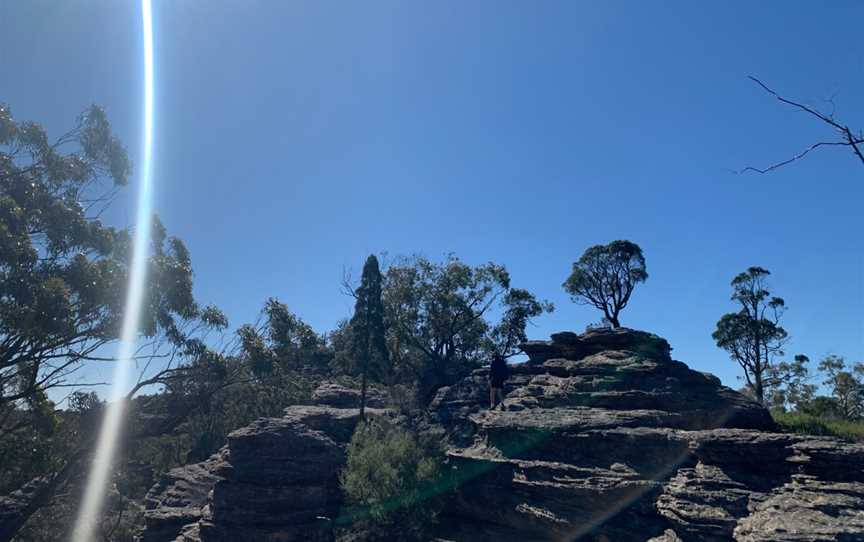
[339,418,444,540]
[772,411,864,442]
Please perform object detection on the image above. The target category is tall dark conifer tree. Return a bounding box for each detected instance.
[350,255,388,420]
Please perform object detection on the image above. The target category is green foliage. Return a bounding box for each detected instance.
[769,356,864,440]
[348,255,389,417]
[0,104,235,542]
[237,298,330,377]
[182,368,315,463]
[167,301,327,463]
[563,240,647,328]
[764,354,816,412]
[340,419,444,540]
[0,403,63,494]
[818,355,864,420]
[489,288,554,357]
[800,396,843,418]
[0,104,225,445]
[1,104,130,421]
[713,267,788,404]
[382,254,552,404]
[772,411,864,442]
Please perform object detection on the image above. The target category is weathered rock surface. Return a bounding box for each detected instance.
[734,475,864,541]
[140,328,864,541]
[141,403,381,541]
[140,450,228,542]
[311,382,387,409]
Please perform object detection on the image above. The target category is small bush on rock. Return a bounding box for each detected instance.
[339,418,444,540]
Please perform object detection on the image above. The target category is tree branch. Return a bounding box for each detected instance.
[743,76,864,173]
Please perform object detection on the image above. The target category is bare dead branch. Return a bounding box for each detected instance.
[341,266,358,299]
[743,76,864,173]
[739,141,851,174]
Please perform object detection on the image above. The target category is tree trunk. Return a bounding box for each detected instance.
[359,366,367,421]
[754,327,765,404]
[609,315,621,328]
[754,369,764,405]
[360,332,369,421]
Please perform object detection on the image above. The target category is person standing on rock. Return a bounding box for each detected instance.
[489,355,510,410]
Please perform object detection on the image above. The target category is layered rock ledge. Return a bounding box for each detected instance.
[140,328,864,541]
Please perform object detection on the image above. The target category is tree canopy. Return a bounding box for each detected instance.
[0,104,227,441]
[237,297,330,378]
[347,255,389,419]
[713,267,788,404]
[563,240,647,328]
[763,354,816,412]
[0,104,234,540]
[382,254,552,404]
[818,355,864,420]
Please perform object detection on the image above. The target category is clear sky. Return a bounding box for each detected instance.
[2,1,862,390]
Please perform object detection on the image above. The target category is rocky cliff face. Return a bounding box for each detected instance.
[140,328,864,541]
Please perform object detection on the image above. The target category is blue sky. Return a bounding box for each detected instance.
[2,1,863,390]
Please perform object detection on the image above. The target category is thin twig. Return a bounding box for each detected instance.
[743,76,864,173]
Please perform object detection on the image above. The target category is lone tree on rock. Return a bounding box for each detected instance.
[563,240,647,328]
[349,255,389,420]
[713,267,788,405]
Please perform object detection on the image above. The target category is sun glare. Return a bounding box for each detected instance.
[71,1,155,540]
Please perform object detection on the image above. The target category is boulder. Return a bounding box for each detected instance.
[140,450,228,542]
[520,327,672,365]
[140,405,374,541]
[310,382,387,409]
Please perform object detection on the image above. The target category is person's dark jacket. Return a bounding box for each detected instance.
[489,357,510,387]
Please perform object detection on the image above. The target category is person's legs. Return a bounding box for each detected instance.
[495,388,505,410]
[489,386,503,410]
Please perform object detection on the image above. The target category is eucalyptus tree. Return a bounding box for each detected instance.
[713,267,788,404]
[563,240,647,328]
[0,103,228,439]
[383,254,552,404]
[0,104,229,540]
[763,354,816,412]
[818,355,864,420]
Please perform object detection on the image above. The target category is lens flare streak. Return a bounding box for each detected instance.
[71,1,155,540]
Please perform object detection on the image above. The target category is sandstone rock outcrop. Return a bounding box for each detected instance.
[140,450,227,542]
[142,404,380,541]
[311,383,387,410]
[140,328,864,541]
